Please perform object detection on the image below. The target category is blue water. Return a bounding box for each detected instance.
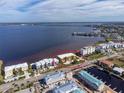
[0,23,102,65]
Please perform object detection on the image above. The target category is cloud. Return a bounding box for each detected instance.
[17,0,48,12]
[0,0,124,22]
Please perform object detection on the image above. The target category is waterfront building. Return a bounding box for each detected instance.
[113,67,124,76]
[97,43,110,50]
[113,42,124,48]
[15,63,28,71]
[31,58,59,70]
[96,41,124,52]
[96,42,113,52]
[42,71,65,85]
[4,65,14,79]
[57,53,77,64]
[78,70,104,91]
[80,46,95,56]
[98,60,114,69]
[4,62,28,79]
[52,81,86,93]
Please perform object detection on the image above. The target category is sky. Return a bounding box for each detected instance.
[0,0,124,22]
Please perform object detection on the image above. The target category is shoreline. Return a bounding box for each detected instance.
[3,38,102,66]
[6,49,79,66]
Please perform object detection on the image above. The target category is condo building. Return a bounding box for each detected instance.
[31,58,59,70]
[80,46,95,56]
[57,53,77,64]
[96,41,124,51]
[4,62,28,79]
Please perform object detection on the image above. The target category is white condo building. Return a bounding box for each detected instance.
[4,62,28,79]
[31,58,59,70]
[96,41,124,51]
[80,46,95,56]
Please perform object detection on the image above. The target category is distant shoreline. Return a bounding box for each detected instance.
[0,21,124,24]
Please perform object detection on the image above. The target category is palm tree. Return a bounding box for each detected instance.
[8,88,14,93]
[13,69,18,76]
[26,81,30,88]
[18,68,24,75]
[14,84,20,92]
[20,83,25,89]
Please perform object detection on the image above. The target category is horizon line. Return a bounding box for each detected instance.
[0,21,124,24]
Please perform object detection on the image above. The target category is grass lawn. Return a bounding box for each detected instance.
[107,57,124,67]
[95,41,107,45]
[84,52,105,60]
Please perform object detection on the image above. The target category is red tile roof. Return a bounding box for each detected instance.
[100,60,114,66]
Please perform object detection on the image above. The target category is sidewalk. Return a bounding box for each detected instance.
[16,87,34,93]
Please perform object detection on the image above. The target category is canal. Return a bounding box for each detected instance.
[85,67,124,93]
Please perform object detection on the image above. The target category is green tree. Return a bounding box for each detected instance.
[0,75,3,85]
[21,83,25,89]
[13,69,18,76]
[13,84,20,92]
[18,68,24,75]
